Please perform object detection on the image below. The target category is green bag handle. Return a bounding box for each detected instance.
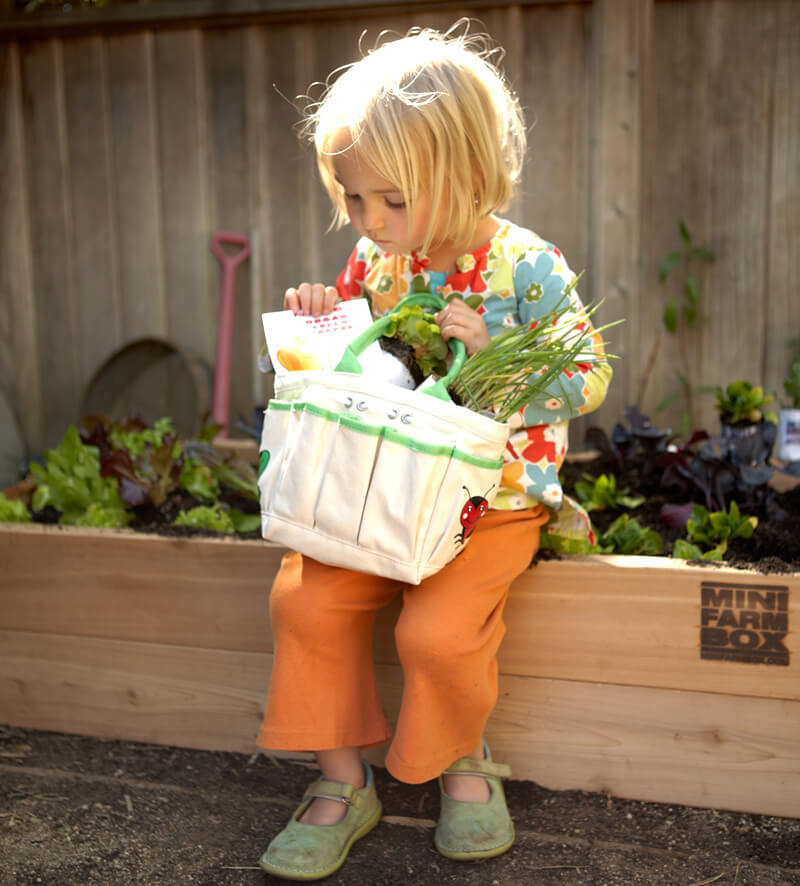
[334,292,467,403]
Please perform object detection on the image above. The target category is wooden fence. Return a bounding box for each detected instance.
[0,0,798,453]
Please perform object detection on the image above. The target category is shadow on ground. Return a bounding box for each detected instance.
[1,726,798,886]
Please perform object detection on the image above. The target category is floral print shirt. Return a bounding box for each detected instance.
[335,218,612,520]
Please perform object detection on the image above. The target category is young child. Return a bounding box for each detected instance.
[258,24,612,880]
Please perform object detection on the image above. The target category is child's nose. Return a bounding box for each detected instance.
[363,201,383,233]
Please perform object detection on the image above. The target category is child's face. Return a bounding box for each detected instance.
[330,132,433,255]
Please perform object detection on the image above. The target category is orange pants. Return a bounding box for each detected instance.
[257,505,548,784]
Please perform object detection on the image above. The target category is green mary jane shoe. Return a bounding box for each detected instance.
[434,739,514,861]
[259,762,382,881]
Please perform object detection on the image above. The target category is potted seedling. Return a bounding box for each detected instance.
[778,342,800,463]
[713,379,777,467]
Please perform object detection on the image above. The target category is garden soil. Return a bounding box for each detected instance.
[1,726,799,886]
[555,454,800,574]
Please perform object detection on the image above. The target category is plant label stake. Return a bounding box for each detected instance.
[210,232,251,437]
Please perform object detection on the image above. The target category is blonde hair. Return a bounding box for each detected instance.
[304,24,526,255]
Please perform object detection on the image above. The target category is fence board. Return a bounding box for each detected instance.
[19,40,81,445]
[155,29,213,361]
[0,43,41,452]
[641,1,715,431]
[765,0,800,395]
[704,0,773,399]
[0,0,797,450]
[62,36,122,384]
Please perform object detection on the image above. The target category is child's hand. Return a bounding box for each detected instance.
[284,283,338,316]
[435,298,490,357]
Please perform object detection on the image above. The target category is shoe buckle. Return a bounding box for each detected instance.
[308,792,352,806]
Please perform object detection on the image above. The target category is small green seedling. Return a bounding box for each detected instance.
[596,514,663,556]
[573,473,645,513]
[714,380,777,426]
[673,501,757,561]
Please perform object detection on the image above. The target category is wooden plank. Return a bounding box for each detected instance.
[0,525,282,654]
[154,28,214,362]
[2,629,797,816]
[0,1,578,39]
[586,0,652,435]
[18,39,82,446]
[61,35,122,384]
[106,32,165,338]
[764,0,800,400]
[639,0,714,429]
[0,42,42,452]
[204,26,254,428]
[518,3,589,266]
[2,526,797,701]
[105,31,172,421]
[701,1,774,411]
[491,672,800,819]
[497,557,800,701]
[0,629,271,753]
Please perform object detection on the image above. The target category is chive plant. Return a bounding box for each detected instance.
[451,277,619,423]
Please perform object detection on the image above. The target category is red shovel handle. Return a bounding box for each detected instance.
[210,232,251,437]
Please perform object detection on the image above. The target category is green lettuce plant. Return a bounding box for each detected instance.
[384,305,449,378]
[29,426,131,527]
[596,514,663,556]
[19,416,259,534]
[0,492,32,523]
[573,473,645,512]
[673,501,757,561]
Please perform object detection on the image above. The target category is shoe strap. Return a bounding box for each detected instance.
[303,778,363,808]
[442,757,511,779]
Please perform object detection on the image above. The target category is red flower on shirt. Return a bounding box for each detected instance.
[411,252,431,274]
[520,426,557,463]
[336,250,367,300]
[445,242,490,294]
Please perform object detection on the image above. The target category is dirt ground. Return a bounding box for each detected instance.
[1,726,798,886]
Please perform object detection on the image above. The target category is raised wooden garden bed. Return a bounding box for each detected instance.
[0,523,798,818]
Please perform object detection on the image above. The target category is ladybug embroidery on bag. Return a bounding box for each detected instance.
[454,484,494,545]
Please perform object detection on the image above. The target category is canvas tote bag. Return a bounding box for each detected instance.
[257,293,510,584]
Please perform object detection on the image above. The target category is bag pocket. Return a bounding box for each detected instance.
[312,417,381,545]
[268,406,337,528]
[357,426,451,564]
[258,402,292,513]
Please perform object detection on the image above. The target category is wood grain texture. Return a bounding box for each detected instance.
[2,527,797,702]
[2,0,799,448]
[0,42,41,450]
[2,628,797,816]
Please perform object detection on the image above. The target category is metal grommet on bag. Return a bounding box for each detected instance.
[357,401,368,411]
[401,414,412,424]
[387,409,398,420]
[344,397,353,407]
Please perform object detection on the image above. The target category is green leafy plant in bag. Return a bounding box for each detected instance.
[384,305,449,378]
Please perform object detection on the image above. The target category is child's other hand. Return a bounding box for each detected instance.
[435,298,490,357]
[284,283,338,316]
